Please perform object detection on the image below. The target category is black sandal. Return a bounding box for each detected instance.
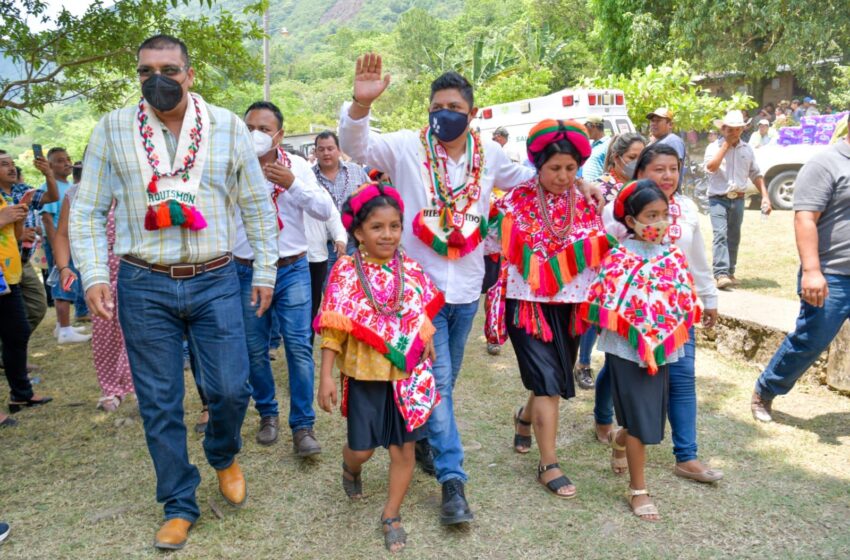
[8,396,53,414]
[513,407,533,453]
[537,462,577,499]
[381,516,407,552]
[342,462,363,499]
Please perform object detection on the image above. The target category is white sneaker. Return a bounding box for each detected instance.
[57,329,92,345]
[53,324,88,339]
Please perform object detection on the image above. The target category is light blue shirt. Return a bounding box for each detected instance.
[582,136,609,182]
[39,179,73,227]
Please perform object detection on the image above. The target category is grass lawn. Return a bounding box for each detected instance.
[2,308,849,559]
[697,207,799,301]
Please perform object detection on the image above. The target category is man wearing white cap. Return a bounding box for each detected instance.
[749,119,777,149]
[705,110,771,290]
[647,107,686,186]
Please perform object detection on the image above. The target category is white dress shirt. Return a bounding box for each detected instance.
[602,196,718,310]
[233,152,333,260]
[338,103,535,304]
[304,206,347,262]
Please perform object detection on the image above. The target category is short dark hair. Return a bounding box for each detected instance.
[634,143,682,177]
[244,101,284,129]
[137,34,191,68]
[430,72,474,108]
[47,147,67,159]
[533,139,583,170]
[315,130,339,148]
[616,179,668,233]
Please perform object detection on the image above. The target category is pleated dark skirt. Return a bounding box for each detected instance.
[606,353,669,445]
[346,377,422,451]
[505,299,578,400]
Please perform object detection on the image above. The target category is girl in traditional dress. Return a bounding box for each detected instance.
[495,119,613,498]
[580,180,702,521]
[316,182,443,553]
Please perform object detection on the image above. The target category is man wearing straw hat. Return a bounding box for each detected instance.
[704,110,771,290]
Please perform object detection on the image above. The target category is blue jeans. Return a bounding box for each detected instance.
[594,328,698,463]
[709,196,745,277]
[236,258,315,431]
[756,272,850,400]
[424,300,479,484]
[117,260,250,522]
[578,329,598,366]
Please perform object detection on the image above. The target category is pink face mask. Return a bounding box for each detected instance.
[632,219,670,243]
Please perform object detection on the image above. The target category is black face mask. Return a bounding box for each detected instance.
[142,74,184,112]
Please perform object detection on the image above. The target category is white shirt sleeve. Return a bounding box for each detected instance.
[488,139,537,191]
[327,205,348,244]
[338,102,413,183]
[287,155,334,221]
[679,199,718,310]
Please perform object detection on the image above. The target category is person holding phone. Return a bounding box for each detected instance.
[0,149,59,364]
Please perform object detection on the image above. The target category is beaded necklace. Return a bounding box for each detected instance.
[536,182,575,241]
[420,126,484,230]
[137,94,203,195]
[354,249,405,316]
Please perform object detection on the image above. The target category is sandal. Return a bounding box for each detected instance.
[608,429,628,475]
[342,462,363,499]
[8,395,53,414]
[537,462,577,499]
[381,516,407,553]
[96,395,122,413]
[513,407,533,454]
[193,405,209,434]
[627,487,660,521]
[673,463,724,483]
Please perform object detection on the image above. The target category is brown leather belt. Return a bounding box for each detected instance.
[233,251,306,269]
[121,253,232,279]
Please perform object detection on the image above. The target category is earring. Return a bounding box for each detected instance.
[359,242,368,257]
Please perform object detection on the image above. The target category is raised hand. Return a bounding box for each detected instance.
[353,53,391,107]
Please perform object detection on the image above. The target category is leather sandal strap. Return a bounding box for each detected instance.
[538,462,561,474]
[515,407,532,427]
[342,462,361,478]
[628,487,650,497]
[381,516,401,526]
[545,475,572,491]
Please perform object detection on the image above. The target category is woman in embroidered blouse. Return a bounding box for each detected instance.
[316,182,443,553]
[575,133,647,397]
[598,143,722,484]
[497,119,612,498]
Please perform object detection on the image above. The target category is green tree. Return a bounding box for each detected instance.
[0,0,265,134]
[590,60,756,133]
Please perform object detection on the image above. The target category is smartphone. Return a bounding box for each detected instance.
[62,272,76,292]
[19,189,35,205]
[32,144,44,159]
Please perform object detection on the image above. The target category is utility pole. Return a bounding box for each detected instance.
[263,8,270,101]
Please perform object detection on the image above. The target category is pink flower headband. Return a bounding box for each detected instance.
[341,182,405,230]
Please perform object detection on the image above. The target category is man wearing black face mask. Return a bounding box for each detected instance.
[339,53,603,528]
[69,34,278,551]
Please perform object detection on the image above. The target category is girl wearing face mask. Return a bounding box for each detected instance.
[580,179,702,522]
[596,143,721,486]
[574,132,647,394]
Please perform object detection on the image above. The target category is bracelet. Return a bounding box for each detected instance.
[351,95,372,110]
[58,265,70,273]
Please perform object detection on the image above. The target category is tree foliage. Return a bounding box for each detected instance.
[590,60,756,133]
[0,0,264,134]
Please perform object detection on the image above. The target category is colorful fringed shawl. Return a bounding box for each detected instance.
[135,93,210,231]
[578,243,702,374]
[317,252,444,431]
[497,178,615,298]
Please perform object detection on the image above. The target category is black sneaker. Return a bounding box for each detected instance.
[574,365,595,390]
[415,439,436,476]
[440,479,474,525]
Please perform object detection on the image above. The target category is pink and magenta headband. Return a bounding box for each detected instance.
[341,182,405,230]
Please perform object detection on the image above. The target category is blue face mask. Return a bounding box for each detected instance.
[429,109,469,142]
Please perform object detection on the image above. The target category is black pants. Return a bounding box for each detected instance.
[309,260,328,345]
[1,284,34,401]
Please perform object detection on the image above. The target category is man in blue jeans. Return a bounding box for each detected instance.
[233,101,333,452]
[70,35,279,551]
[340,54,543,525]
[752,128,850,422]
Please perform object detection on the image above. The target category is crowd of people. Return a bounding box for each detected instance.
[1,34,849,553]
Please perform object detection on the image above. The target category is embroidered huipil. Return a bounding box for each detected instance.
[338,103,535,304]
[232,152,333,260]
[317,253,444,381]
[583,238,702,373]
[70,100,279,289]
[496,179,613,304]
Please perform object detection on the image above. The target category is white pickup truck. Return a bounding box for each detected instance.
[749,143,831,210]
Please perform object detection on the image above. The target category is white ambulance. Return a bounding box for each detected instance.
[472,88,636,161]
